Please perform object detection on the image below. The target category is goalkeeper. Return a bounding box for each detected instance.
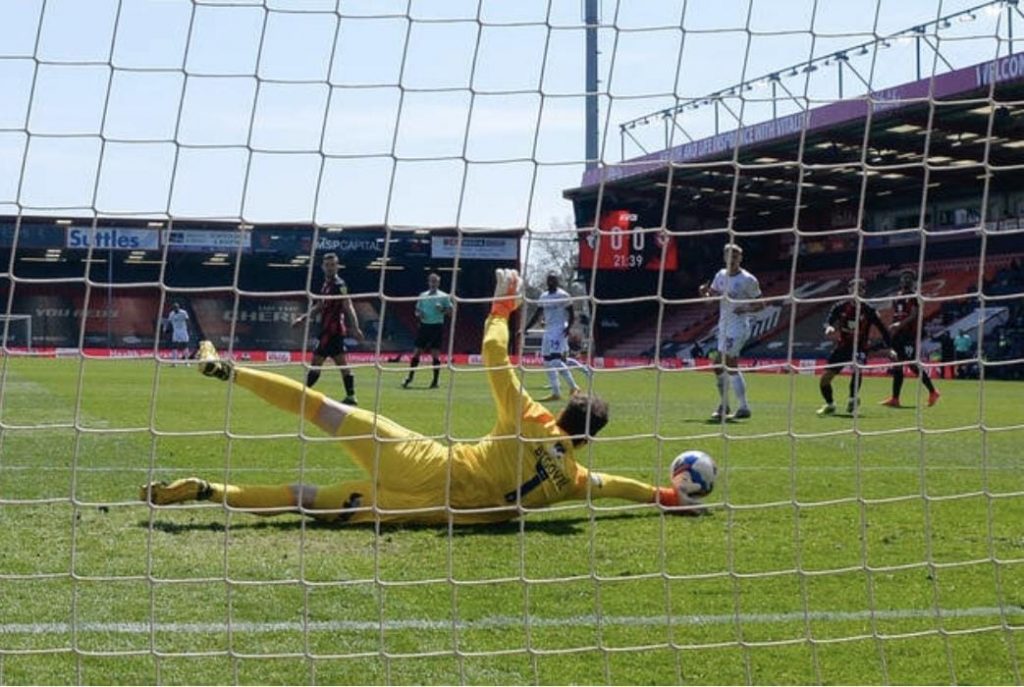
[141,270,697,524]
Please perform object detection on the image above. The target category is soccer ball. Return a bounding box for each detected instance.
[670,450,717,497]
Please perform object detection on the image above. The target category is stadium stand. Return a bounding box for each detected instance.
[601,244,1024,365]
[0,218,519,356]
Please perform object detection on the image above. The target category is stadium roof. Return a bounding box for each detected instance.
[565,51,1024,225]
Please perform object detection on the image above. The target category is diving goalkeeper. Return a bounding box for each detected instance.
[140,269,698,524]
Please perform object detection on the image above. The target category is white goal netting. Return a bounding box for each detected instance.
[2,1,1023,684]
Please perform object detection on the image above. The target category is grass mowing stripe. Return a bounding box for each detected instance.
[4,358,1024,683]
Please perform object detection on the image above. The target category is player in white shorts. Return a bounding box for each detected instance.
[525,273,580,402]
[699,244,763,421]
[165,302,191,365]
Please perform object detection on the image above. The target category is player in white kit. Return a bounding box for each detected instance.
[525,273,580,402]
[699,244,763,421]
[165,302,191,365]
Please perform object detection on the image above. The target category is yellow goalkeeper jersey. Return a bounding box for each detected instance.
[314,313,658,524]
[205,314,662,525]
[451,315,589,509]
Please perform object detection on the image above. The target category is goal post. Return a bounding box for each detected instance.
[0,314,32,351]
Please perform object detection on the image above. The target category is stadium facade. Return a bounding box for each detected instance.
[0,218,520,358]
[564,51,1024,369]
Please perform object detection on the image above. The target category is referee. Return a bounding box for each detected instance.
[402,272,453,389]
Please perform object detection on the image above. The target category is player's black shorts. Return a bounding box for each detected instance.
[826,346,867,369]
[414,323,444,350]
[892,333,917,362]
[315,332,347,359]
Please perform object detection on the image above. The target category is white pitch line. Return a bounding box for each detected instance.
[2,607,1022,636]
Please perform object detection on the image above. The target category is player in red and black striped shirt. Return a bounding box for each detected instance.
[880,270,940,408]
[817,278,896,416]
[292,252,364,405]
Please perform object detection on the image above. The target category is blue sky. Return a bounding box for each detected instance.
[0,0,1013,230]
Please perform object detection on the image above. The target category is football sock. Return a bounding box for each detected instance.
[234,367,326,426]
[715,373,728,407]
[407,354,420,382]
[544,359,561,395]
[820,380,834,404]
[343,372,355,398]
[205,482,296,511]
[730,372,748,408]
[916,365,936,393]
[431,357,440,385]
[849,370,863,398]
[892,365,905,398]
[305,368,321,388]
[566,357,591,377]
[557,364,578,392]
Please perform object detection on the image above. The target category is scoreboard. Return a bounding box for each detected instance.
[578,209,678,272]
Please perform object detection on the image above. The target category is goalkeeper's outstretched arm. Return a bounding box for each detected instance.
[483,269,544,433]
[566,470,703,514]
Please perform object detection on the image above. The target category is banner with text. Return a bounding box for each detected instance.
[163,229,252,252]
[66,226,160,251]
[431,236,518,260]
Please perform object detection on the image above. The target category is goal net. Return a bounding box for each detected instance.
[2,0,1023,684]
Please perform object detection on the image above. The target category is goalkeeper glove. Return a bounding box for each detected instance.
[491,268,523,318]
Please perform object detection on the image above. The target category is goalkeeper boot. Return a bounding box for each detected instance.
[139,478,212,505]
[928,390,941,407]
[878,396,901,408]
[846,397,860,414]
[196,340,232,381]
[816,402,837,416]
[710,405,730,422]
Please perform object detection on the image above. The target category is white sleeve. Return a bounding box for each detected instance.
[747,275,762,299]
[710,270,726,293]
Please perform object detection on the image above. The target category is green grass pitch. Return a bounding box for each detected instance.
[1,356,1022,684]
